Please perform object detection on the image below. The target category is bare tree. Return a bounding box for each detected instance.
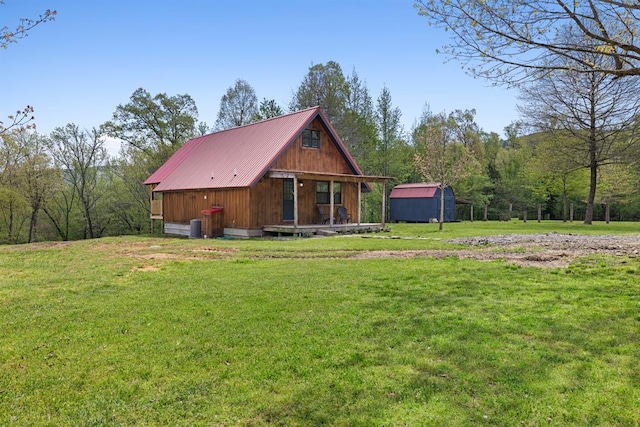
[50,124,108,239]
[518,28,640,224]
[416,0,640,83]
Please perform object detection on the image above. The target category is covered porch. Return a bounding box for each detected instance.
[267,169,391,235]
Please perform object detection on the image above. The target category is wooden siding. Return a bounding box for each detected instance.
[160,117,364,229]
[272,118,353,174]
[162,188,250,228]
[250,177,360,226]
[162,177,360,229]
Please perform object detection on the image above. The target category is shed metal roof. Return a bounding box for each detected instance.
[389,183,443,199]
[145,106,365,192]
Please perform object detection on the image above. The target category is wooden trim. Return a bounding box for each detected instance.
[269,169,391,183]
[357,184,361,225]
[293,176,299,226]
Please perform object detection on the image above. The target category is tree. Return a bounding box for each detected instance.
[517,27,640,224]
[340,70,378,172]
[414,110,478,230]
[525,132,583,221]
[338,69,381,221]
[0,105,36,135]
[102,88,199,162]
[594,163,637,222]
[50,124,108,239]
[252,98,284,122]
[415,0,640,83]
[1,1,56,49]
[215,79,258,130]
[41,173,74,241]
[0,131,56,243]
[0,134,28,242]
[375,86,404,178]
[102,88,201,234]
[13,132,57,242]
[290,61,349,125]
[494,141,531,220]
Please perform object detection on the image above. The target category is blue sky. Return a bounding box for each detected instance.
[1,0,518,149]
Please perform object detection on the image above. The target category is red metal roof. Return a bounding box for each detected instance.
[145,106,364,191]
[389,183,442,199]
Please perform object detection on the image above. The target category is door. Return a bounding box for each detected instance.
[283,179,294,221]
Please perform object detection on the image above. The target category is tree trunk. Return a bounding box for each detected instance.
[537,203,542,222]
[28,208,38,243]
[470,204,474,222]
[584,161,597,225]
[605,203,610,224]
[523,209,527,223]
[562,191,567,222]
[508,202,513,219]
[483,204,488,221]
[439,185,445,231]
[584,107,598,225]
[570,203,574,222]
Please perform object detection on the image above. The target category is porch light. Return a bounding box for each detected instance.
[299,180,304,187]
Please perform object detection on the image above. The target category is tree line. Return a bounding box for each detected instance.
[2,58,639,244]
[4,0,640,243]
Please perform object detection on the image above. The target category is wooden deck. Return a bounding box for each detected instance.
[263,223,385,236]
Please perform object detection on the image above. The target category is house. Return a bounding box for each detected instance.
[389,183,456,223]
[145,106,390,238]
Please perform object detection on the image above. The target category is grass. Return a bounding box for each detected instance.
[387,218,640,238]
[1,221,639,426]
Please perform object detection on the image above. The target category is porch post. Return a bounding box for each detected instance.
[149,184,154,234]
[293,176,299,227]
[357,181,362,225]
[329,180,335,226]
[381,180,387,226]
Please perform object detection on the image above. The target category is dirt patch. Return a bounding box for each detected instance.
[353,233,640,268]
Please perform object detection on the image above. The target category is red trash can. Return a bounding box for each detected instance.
[201,207,224,238]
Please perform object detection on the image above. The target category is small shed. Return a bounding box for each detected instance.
[390,183,456,222]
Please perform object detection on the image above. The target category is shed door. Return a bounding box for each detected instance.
[283,179,294,221]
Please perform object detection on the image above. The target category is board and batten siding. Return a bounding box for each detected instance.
[272,118,353,175]
[162,188,251,228]
[249,177,359,226]
[160,117,362,229]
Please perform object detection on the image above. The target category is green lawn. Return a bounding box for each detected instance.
[1,222,639,426]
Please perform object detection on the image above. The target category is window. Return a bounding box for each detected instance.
[302,129,320,148]
[316,181,341,205]
[316,181,329,204]
[333,182,342,204]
